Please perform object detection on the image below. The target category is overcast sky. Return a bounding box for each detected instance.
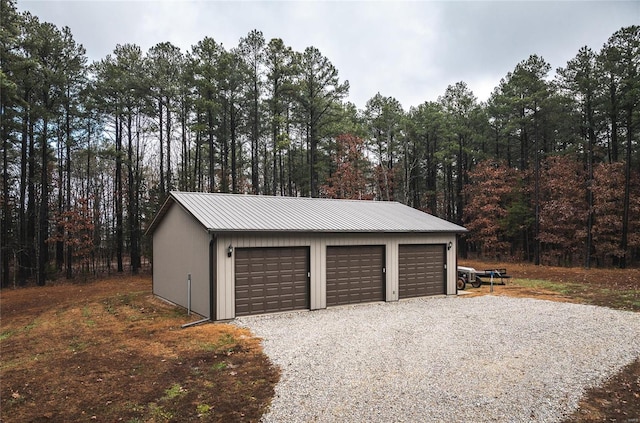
[17,0,640,110]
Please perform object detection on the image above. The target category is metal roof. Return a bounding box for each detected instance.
[146,191,467,235]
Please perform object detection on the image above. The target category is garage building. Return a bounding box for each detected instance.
[146,191,467,320]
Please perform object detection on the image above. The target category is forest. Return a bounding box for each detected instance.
[1,0,639,287]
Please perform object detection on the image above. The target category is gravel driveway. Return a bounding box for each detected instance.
[236,295,640,422]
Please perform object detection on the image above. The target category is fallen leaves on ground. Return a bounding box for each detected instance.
[0,274,279,423]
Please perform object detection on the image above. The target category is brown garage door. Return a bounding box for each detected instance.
[235,247,309,316]
[399,244,446,298]
[326,245,385,306]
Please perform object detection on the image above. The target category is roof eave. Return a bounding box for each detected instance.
[144,195,176,237]
[207,228,468,234]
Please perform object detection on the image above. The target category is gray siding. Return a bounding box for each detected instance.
[152,203,210,317]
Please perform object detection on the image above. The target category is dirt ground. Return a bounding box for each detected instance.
[0,275,279,422]
[2,262,639,422]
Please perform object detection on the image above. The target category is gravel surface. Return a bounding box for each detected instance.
[235,295,640,423]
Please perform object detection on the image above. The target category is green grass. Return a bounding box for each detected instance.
[68,337,89,352]
[511,278,574,292]
[617,291,640,308]
[212,361,227,371]
[201,333,237,354]
[147,403,173,420]
[511,278,640,312]
[163,383,186,400]
[196,403,212,417]
[22,320,38,333]
[82,306,96,327]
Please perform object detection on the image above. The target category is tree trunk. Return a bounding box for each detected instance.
[181,101,188,191]
[18,105,29,285]
[427,134,438,214]
[26,113,37,284]
[65,96,72,279]
[251,80,259,194]
[310,109,318,198]
[272,123,278,196]
[272,87,280,196]
[231,104,237,193]
[208,106,215,193]
[133,120,141,272]
[56,129,64,271]
[159,99,165,195]
[620,107,632,269]
[533,111,541,266]
[609,75,619,162]
[166,97,172,192]
[115,113,123,273]
[585,101,595,269]
[86,118,94,274]
[194,113,201,191]
[1,118,10,287]
[456,134,464,224]
[127,113,138,274]
[37,116,49,286]
[221,100,229,193]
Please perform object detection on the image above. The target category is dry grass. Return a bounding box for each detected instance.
[0,275,279,422]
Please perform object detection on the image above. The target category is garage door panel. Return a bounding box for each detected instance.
[278,288,294,297]
[235,247,309,316]
[399,244,445,298]
[326,245,385,307]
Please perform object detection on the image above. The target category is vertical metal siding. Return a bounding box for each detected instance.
[386,241,398,300]
[152,204,210,317]
[213,232,458,320]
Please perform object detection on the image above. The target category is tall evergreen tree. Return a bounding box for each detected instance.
[438,82,478,225]
[238,30,265,194]
[489,55,553,263]
[364,93,404,201]
[216,48,247,193]
[600,25,640,268]
[0,0,23,286]
[55,26,86,278]
[557,46,603,268]
[406,101,446,214]
[147,42,184,196]
[265,38,296,196]
[190,37,223,193]
[19,15,70,284]
[296,47,349,197]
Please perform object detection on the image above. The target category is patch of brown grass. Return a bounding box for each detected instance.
[0,275,279,422]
